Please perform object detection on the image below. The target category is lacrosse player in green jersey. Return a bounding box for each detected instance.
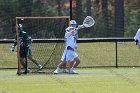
[11,24,42,73]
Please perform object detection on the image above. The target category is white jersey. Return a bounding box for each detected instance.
[61,27,79,62]
[134,28,140,41]
[134,28,140,48]
[65,27,78,49]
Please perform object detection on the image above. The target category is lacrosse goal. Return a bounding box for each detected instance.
[16,16,70,75]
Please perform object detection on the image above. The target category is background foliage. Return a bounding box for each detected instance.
[0,0,140,39]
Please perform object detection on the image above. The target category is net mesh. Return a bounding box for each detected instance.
[16,17,69,73]
[1,39,140,70]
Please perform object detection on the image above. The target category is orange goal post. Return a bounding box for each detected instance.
[15,16,70,75]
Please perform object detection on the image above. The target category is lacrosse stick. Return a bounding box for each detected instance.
[78,16,95,29]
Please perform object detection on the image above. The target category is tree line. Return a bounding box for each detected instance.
[0,0,139,39]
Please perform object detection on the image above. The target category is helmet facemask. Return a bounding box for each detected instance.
[70,20,77,28]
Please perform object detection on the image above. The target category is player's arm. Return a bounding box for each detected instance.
[10,35,17,52]
[23,32,29,48]
[65,27,76,38]
[77,24,87,30]
[26,36,33,49]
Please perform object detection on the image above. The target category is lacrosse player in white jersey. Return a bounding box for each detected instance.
[54,20,80,74]
[64,20,80,74]
[10,23,42,73]
[134,28,140,48]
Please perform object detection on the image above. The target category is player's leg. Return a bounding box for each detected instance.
[62,49,68,73]
[54,49,67,74]
[20,49,29,73]
[28,56,42,69]
[65,50,78,74]
[73,57,80,68]
[54,61,67,74]
[20,57,30,73]
[62,62,67,73]
[20,57,26,68]
[67,60,74,73]
[69,52,80,74]
[27,49,42,70]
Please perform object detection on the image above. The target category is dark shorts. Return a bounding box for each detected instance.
[20,47,29,58]
[27,49,32,57]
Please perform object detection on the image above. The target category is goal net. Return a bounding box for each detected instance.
[16,16,70,75]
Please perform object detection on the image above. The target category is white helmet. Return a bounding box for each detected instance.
[70,20,77,28]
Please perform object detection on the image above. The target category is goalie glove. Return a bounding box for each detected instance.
[10,46,15,52]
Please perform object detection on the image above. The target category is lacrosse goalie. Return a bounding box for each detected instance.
[54,16,95,74]
[65,20,81,74]
[54,20,80,74]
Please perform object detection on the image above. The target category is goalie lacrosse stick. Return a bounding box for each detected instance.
[78,16,95,29]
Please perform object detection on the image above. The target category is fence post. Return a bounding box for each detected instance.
[69,0,72,20]
[115,41,118,68]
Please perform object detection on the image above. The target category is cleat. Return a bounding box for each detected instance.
[23,68,30,74]
[37,69,43,73]
[38,64,42,70]
[69,69,78,74]
[53,67,60,74]
[69,71,78,74]
[54,70,59,74]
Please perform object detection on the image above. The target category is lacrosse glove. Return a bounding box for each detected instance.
[10,46,15,52]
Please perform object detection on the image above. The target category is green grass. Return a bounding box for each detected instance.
[1,42,140,68]
[0,68,140,93]
[1,42,140,93]
[0,44,17,68]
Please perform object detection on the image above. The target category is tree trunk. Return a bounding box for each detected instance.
[75,0,83,24]
[18,0,33,16]
[86,0,91,16]
[115,0,124,37]
[57,0,62,16]
[101,0,109,36]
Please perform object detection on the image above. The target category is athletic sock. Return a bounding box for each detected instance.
[56,67,60,71]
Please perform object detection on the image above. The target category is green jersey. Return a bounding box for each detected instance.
[13,30,29,58]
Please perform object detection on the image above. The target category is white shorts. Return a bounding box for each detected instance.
[61,49,67,62]
[65,50,78,62]
[61,49,78,62]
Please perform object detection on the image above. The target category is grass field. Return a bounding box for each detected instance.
[0,68,140,93]
[0,42,140,93]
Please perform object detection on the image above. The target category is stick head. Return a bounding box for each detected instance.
[83,16,95,27]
